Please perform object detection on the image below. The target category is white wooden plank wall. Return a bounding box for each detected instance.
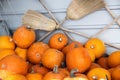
[0,0,120,54]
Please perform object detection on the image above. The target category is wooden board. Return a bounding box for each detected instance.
[0,0,120,54]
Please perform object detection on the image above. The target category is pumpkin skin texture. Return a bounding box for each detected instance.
[0,70,15,80]
[66,47,92,73]
[49,33,68,50]
[87,68,111,80]
[13,25,36,49]
[0,36,15,50]
[31,64,50,76]
[0,55,28,75]
[41,48,64,69]
[43,66,66,80]
[0,49,15,60]
[64,74,88,80]
[4,74,27,80]
[62,41,83,55]
[111,66,120,80]
[97,57,109,69]
[108,51,120,68]
[27,42,49,64]
[26,73,43,80]
[59,68,70,76]
[15,47,27,61]
[64,69,88,80]
[85,38,106,58]
[88,63,101,70]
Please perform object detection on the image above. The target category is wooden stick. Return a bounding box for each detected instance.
[64,31,75,41]
[92,15,120,38]
[39,0,119,49]
[60,27,120,50]
[105,5,120,26]
[37,31,53,41]
[39,0,74,41]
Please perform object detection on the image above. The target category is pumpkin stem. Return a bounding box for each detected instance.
[26,25,32,30]
[92,75,98,80]
[74,44,79,48]
[31,67,35,73]
[90,45,94,49]
[58,37,62,42]
[53,65,59,74]
[105,74,108,80]
[61,62,66,68]
[39,62,43,67]
[70,68,78,78]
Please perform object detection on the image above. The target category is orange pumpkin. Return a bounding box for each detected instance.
[13,25,36,48]
[4,74,27,80]
[97,57,109,69]
[0,49,15,60]
[0,70,15,79]
[87,68,111,80]
[31,64,50,76]
[66,47,91,73]
[111,66,120,80]
[0,36,15,50]
[49,33,68,50]
[27,42,49,64]
[62,41,83,55]
[64,69,88,80]
[86,49,95,62]
[43,65,66,80]
[0,55,28,75]
[108,51,120,68]
[15,47,27,61]
[89,63,101,70]
[59,68,70,76]
[26,73,43,80]
[42,48,64,69]
[85,38,106,58]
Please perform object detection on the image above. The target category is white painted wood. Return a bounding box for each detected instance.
[0,0,120,54]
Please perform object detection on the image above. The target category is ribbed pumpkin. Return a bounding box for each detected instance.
[66,46,91,73]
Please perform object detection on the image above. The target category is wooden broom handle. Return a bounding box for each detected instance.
[39,0,74,41]
[105,5,120,26]
[60,27,120,50]
[92,15,120,38]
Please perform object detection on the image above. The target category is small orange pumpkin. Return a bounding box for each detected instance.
[13,25,36,48]
[42,48,64,69]
[0,55,28,75]
[0,36,15,50]
[87,68,111,80]
[97,57,109,69]
[66,47,91,73]
[27,42,49,64]
[49,33,68,50]
[108,51,120,68]
[85,38,106,58]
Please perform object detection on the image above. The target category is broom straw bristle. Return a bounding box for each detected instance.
[67,0,105,19]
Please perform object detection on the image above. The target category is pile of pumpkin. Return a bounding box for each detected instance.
[0,25,120,80]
